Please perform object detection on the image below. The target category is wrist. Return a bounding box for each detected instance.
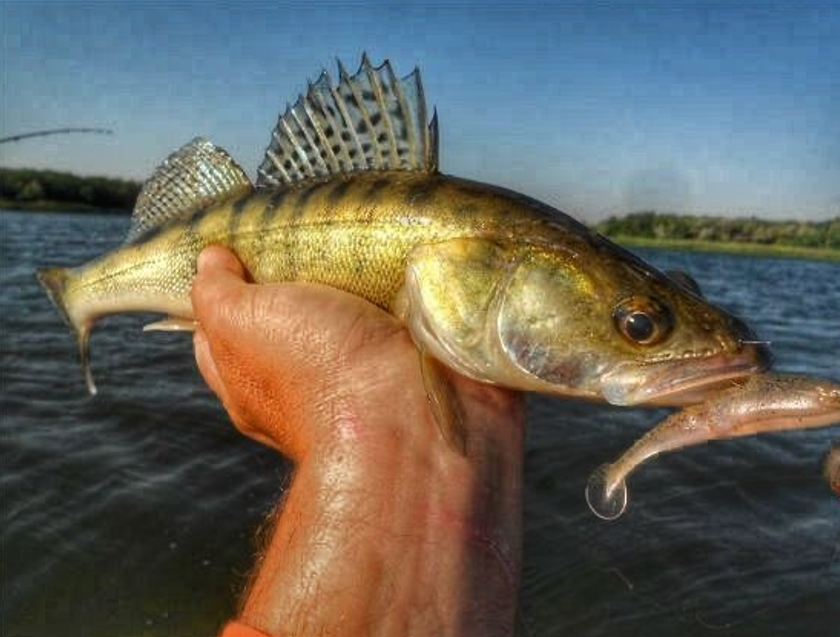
[241,383,524,637]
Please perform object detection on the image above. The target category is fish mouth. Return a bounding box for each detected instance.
[602,341,773,407]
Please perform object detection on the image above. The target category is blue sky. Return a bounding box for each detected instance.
[2,1,838,221]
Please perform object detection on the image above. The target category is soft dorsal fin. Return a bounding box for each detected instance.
[127,138,252,242]
[256,54,439,189]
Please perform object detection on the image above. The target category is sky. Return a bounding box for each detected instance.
[1,1,838,222]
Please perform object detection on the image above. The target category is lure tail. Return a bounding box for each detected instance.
[36,266,97,395]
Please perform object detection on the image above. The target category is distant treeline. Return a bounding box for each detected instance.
[596,211,840,250]
[2,168,838,253]
[0,167,141,212]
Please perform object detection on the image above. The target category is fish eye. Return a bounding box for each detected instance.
[613,296,673,346]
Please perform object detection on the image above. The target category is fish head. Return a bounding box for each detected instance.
[492,238,772,405]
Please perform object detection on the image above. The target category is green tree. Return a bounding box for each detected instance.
[18,179,44,201]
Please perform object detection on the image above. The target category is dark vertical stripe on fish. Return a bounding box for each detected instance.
[252,191,290,273]
[405,179,438,207]
[364,177,390,203]
[262,190,289,228]
[181,205,212,256]
[327,179,352,207]
[293,182,320,220]
[227,193,252,247]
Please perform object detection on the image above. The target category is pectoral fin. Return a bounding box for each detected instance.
[143,317,198,332]
[397,238,518,455]
[420,350,468,455]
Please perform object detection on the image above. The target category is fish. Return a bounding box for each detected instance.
[585,373,840,519]
[37,55,772,451]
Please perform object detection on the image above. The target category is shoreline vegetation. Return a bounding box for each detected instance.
[595,212,840,262]
[603,234,839,262]
[2,167,838,262]
[1,167,139,213]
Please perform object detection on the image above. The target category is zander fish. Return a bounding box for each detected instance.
[38,56,772,450]
[586,373,840,519]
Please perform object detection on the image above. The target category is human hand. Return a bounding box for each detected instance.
[192,246,526,637]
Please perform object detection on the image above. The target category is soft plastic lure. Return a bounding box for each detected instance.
[587,373,840,519]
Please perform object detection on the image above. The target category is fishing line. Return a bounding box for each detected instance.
[591,469,832,631]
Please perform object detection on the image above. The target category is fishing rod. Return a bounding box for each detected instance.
[0,128,113,144]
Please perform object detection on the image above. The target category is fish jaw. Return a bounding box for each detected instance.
[600,341,773,407]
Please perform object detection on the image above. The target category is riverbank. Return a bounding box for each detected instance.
[605,234,840,262]
[0,168,139,213]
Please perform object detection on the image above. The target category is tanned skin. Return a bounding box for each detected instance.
[192,246,525,637]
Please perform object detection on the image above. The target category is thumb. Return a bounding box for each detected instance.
[191,245,252,331]
[191,246,281,445]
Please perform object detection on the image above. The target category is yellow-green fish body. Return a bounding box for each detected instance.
[46,171,598,326]
[39,57,770,407]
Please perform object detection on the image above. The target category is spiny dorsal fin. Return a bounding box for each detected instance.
[127,138,252,242]
[256,55,439,189]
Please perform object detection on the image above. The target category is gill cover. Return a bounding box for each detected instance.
[495,248,601,390]
[401,239,513,383]
[401,238,602,396]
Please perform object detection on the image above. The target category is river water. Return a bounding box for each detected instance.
[1,210,838,636]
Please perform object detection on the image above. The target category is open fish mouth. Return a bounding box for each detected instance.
[602,341,773,407]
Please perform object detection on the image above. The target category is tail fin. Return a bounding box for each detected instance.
[36,267,96,396]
